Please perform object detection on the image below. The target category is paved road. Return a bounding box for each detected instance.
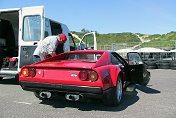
[0,69,176,118]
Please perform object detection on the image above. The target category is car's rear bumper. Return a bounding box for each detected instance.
[20,81,103,95]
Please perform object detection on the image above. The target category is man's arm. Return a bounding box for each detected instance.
[50,53,56,57]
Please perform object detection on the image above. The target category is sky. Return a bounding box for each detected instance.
[0,0,176,34]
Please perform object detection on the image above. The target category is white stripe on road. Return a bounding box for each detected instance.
[14,101,32,105]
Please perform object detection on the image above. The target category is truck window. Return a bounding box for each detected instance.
[23,15,41,41]
[50,21,62,35]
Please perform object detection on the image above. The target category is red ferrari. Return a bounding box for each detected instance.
[19,50,150,106]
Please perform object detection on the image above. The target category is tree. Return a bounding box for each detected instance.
[81,28,86,33]
[81,28,90,33]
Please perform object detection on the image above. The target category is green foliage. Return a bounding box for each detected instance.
[144,34,161,40]
[158,32,176,41]
[71,31,141,45]
[143,32,176,42]
[140,31,176,49]
[140,41,175,48]
[72,31,176,49]
[135,33,145,37]
[96,32,140,44]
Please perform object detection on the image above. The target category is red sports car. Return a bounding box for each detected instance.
[19,50,150,106]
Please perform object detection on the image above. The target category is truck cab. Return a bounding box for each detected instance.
[0,6,96,80]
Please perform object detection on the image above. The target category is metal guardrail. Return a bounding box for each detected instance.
[97,41,176,60]
[97,40,176,51]
[97,42,140,51]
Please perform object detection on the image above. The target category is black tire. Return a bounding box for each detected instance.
[170,62,176,70]
[139,71,150,86]
[146,61,157,69]
[171,63,176,66]
[159,66,170,69]
[170,66,176,70]
[157,62,170,69]
[103,76,123,106]
[0,77,3,81]
[146,62,155,66]
[147,65,156,69]
[160,63,170,69]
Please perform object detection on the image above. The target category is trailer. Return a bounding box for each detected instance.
[0,6,96,80]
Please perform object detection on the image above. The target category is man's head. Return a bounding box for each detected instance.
[57,34,67,44]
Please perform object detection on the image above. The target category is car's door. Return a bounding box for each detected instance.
[78,32,97,50]
[126,52,145,84]
[18,6,44,70]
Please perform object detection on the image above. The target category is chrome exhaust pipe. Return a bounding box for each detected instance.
[39,91,52,99]
[65,94,82,101]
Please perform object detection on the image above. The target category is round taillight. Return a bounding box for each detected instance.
[21,68,29,77]
[79,70,88,81]
[88,71,98,82]
[29,68,36,77]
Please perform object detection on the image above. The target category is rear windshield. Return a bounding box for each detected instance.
[64,53,103,62]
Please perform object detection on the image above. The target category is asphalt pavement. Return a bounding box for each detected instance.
[0,69,176,118]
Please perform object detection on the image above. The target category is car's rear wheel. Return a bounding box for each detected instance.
[116,78,123,103]
[103,76,123,106]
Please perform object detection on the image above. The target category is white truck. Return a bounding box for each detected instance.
[0,6,97,80]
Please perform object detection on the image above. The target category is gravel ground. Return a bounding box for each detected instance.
[0,69,176,118]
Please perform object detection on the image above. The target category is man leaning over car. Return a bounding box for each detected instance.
[33,34,67,63]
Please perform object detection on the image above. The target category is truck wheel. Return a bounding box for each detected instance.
[103,76,123,106]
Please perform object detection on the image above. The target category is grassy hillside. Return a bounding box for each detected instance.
[71,31,141,44]
[143,34,161,41]
[140,32,176,49]
[71,31,176,49]
[96,33,141,44]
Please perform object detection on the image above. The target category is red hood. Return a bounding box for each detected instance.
[30,60,96,69]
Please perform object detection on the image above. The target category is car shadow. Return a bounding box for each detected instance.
[40,90,139,112]
[136,84,161,94]
[40,85,160,111]
[0,77,19,85]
